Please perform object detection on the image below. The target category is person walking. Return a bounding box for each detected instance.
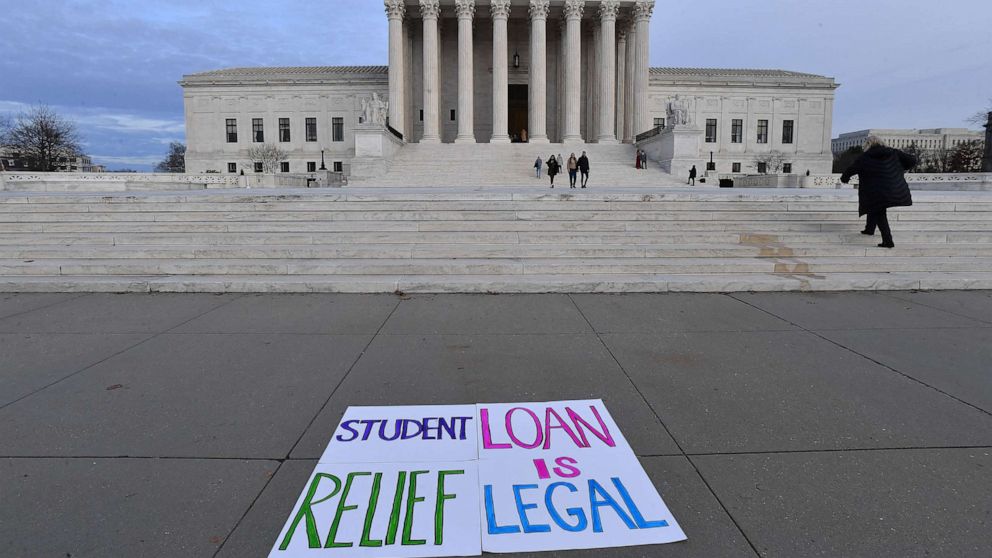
[841,135,916,248]
[688,165,697,185]
[557,154,564,173]
[534,156,543,179]
[640,150,648,170]
[546,154,560,188]
[578,151,590,188]
[635,149,642,169]
[567,153,578,188]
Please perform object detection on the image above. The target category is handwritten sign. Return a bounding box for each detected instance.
[270,400,685,557]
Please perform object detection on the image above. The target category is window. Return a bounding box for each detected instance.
[782,120,794,144]
[732,162,741,173]
[731,119,743,143]
[333,161,343,172]
[450,109,456,121]
[332,117,344,142]
[757,162,767,174]
[279,161,289,173]
[705,119,717,143]
[253,162,263,173]
[227,162,237,173]
[252,118,264,142]
[279,118,291,142]
[757,120,769,144]
[226,119,238,143]
[419,109,424,122]
[654,118,665,129]
[783,163,793,174]
[307,161,317,172]
[305,118,317,142]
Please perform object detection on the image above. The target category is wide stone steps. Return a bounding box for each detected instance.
[0,187,990,292]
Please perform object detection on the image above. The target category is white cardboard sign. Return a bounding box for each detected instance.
[270,462,481,558]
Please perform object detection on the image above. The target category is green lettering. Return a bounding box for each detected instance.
[434,470,464,545]
[385,471,407,545]
[325,471,370,548]
[402,470,429,546]
[278,473,341,550]
[360,472,384,547]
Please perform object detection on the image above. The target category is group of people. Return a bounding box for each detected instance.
[535,152,590,189]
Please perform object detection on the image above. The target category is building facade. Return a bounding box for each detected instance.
[182,0,838,175]
[832,128,985,155]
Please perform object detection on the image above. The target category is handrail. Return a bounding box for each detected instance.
[635,126,663,142]
[387,124,403,141]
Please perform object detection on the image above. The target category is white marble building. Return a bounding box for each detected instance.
[181,0,838,176]
[833,128,985,155]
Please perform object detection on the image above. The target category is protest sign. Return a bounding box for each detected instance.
[270,462,481,558]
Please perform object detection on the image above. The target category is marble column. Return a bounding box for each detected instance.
[420,0,441,143]
[528,0,551,143]
[597,0,620,143]
[562,0,585,143]
[623,19,636,143]
[616,26,627,141]
[385,1,406,137]
[454,0,476,143]
[632,1,654,137]
[490,0,512,143]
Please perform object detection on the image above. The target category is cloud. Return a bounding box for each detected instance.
[75,113,185,135]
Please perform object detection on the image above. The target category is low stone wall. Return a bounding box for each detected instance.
[0,171,346,192]
[717,172,992,191]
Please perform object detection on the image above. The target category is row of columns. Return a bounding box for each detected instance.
[385,0,655,144]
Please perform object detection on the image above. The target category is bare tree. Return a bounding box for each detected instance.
[5,106,82,172]
[245,144,288,173]
[947,140,984,173]
[752,150,788,173]
[154,142,186,173]
[966,99,992,127]
[903,142,925,173]
[923,146,955,173]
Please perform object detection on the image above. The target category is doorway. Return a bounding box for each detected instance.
[508,84,528,142]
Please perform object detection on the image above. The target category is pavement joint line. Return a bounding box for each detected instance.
[727,293,992,419]
[212,460,284,558]
[0,455,289,461]
[675,445,992,458]
[565,293,764,558]
[878,291,992,325]
[0,292,91,322]
[283,295,403,461]
[0,294,247,413]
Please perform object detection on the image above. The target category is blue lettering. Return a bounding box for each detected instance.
[484,485,521,535]
[360,420,379,441]
[378,420,402,441]
[545,482,587,532]
[422,417,440,440]
[401,419,424,440]
[513,484,551,533]
[588,479,636,533]
[612,477,668,529]
[335,420,360,442]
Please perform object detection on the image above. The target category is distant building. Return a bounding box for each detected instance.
[833,128,984,155]
[0,148,104,173]
[984,113,992,172]
[0,147,29,171]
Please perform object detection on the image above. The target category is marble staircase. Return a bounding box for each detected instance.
[358,143,684,187]
[0,187,990,293]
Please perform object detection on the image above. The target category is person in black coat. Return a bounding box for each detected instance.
[841,136,916,248]
[688,165,697,185]
[546,155,560,188]
[577,151,590,188]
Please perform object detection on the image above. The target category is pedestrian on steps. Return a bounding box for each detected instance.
[640,150,648,170]
[841,135,916,248]
[557,154,564,173]
[688,165,697,185]
[635,150,642,169]
[578,151,590,188]
[534,156,543,179]
[546,154,560,188]
[567,153,578,188]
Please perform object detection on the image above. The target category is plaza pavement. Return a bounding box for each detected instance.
[1,291,991,557]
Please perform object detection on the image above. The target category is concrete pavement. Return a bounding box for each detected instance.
[1,291,990,557]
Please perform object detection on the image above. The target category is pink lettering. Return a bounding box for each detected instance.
[480,408,511,449]
[566,405,617,448]
[506,407,543,449]
[543,407,585,450]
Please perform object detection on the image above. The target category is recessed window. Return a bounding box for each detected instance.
[227,162,237,173]
[731,119,743,144]
[782,120,794,144]
[419,109,424,122]
[705,119,717,143]
[653,118,665,129]
[732,162,741,173]
[252,118,264,143]
[280,161,290,173]
[757,161,767,174]
[333,161,343,172]
[305,117,317,142]
[332,117,344,142]
[307,161,317,172]
[254,162,263,173]
[757,120,769,144]
[450,109,456,121]
[279,118,291,142]
[225,119,238,143]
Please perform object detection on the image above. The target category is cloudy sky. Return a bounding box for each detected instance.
[1,0,989,171]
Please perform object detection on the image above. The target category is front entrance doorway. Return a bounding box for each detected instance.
[508,84,528,142]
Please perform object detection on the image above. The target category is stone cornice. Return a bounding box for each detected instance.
[419,0,440,19]
[384,0,405,19]
[563,0,585,20]
[528,0,551,20]
[490,0,511,19]
[633,0,655,21]
[599,0,620,21]
[454,0,475,19]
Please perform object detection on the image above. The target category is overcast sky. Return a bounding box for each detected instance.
[1,0,989,170]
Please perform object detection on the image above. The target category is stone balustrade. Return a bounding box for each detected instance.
[0,172,346,192]
[717,173,992,190]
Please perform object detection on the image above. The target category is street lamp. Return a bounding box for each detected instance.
[513,52,520,69]
[319,149,326,171]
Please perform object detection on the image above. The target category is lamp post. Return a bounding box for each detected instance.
[513,52,520,69]
[319,149,326,171]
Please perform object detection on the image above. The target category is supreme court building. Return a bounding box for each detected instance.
[182,0,839,177]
